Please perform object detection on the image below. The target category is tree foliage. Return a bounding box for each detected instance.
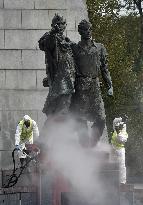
[120,0,143,72]
[87,0,143,176]
[120,0,143,15]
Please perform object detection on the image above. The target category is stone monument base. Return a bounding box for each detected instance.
[40,150,120,205]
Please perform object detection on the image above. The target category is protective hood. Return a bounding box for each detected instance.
[113,117,122,130]
[113,117,126,132]
[23,115,31,121]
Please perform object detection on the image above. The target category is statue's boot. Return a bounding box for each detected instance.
[76,119,90,148]
[90,119,105,147]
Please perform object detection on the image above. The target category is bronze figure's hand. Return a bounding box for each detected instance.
[43,77,49,87]
[107,87,113,96]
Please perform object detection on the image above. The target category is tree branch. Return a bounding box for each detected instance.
[133,0,142,15]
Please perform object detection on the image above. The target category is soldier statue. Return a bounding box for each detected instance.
[38,14,75,119]
[70,20,113,147]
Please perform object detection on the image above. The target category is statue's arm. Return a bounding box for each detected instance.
[100,44,113,96]
[38,32,49,51]
[70,41,78,72]
[39,33,56,86]
[45,49,56,84]
[70,41,77,52]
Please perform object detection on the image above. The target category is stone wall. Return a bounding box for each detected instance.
[120,184,143,205]
[0,0,88,168]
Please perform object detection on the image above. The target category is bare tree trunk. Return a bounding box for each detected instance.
[138,14,143,68]
[133,0,143,72]
[135,15,143,72]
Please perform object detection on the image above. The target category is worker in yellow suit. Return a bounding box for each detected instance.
[111,117,128,184]
[15,115,39,167]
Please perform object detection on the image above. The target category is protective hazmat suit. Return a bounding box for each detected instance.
[15,115,39,165]
[111,117,128,184]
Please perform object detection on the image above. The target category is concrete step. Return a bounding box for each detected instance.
[0,185,37,194]
[120,183,143,192]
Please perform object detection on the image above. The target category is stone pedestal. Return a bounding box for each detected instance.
[0,168,39,205]
[40,150,120,205]
[120,183,143,205]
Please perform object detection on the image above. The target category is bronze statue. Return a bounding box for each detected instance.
[38,14,75,119]
[39,16,113,147]
[70,20,113,147]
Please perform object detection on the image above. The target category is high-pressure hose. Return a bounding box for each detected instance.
[3,147,40,188]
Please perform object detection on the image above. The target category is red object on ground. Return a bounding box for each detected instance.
[52,173,71,205]
[25,144,40,153]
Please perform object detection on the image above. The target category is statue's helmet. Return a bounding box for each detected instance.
[78,19,92,32]
[51,13,66,27]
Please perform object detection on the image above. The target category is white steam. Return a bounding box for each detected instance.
[40,117,119,204]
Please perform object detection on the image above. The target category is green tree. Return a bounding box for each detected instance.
[120,0,143,72]
[87,0,143,177]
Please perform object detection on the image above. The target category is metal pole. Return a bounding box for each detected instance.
[36,162,41,205]
[19,192,21,205]
[38,167,42,205]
